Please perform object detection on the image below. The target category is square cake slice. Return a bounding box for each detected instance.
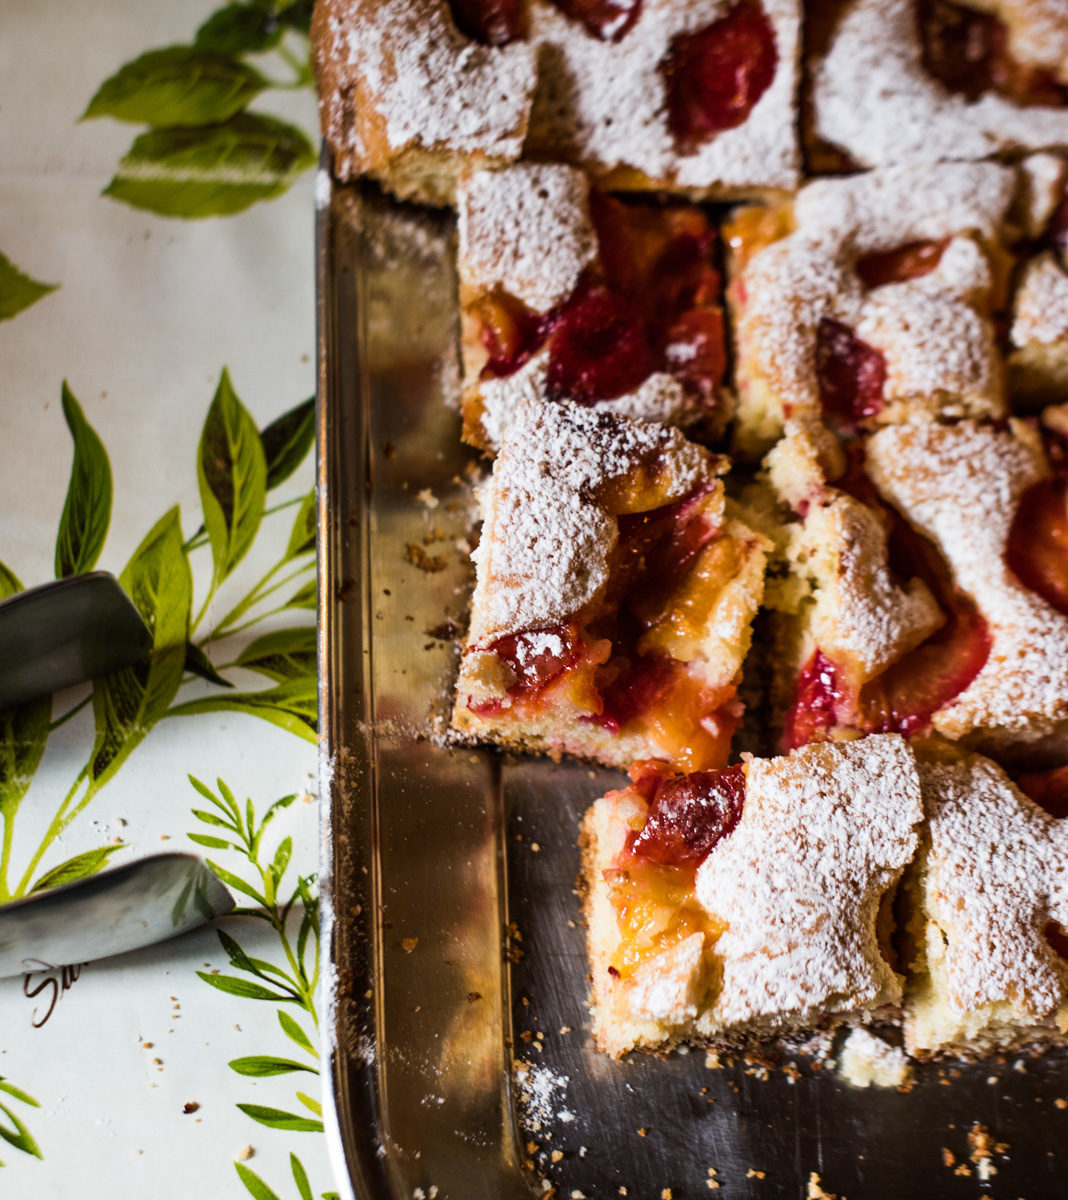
[811,0,1068,171]
[457,164,730,453]
[312,0,537,205]
[583,735,923,1057]
[770,419,1068,761]
[725,162,1015,455]
[906,748,1068,1058]
[451,397,768,771]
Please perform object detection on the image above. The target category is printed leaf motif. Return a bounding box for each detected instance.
[197,971,300,1003]
[83,47,267,128]
[185,641,234,688]
[280,0,314,33]
[277,1011,315,1055]
[236,1103,323,1133]
[167,678,317,741]
[198,369,267,588]
[102,113,315,219]
[205,860,268,905]
[261,398,314,491]
[195,5,284,54]
[30,844,123,893]
[188,832,235,850]
[291,1154,313,1200]
[0,251,57,324]
[0,1081,39,1108]
[284,580,316,610]
[228,1055,315,1077]
[235,1161,282,1200]
[235,627,315,683]
[285,490,316,561]
[90,507,192,788]
[54,383,112,578]
[0,1101,42,1161]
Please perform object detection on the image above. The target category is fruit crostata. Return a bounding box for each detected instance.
[583,735,924,1057]
[725,162,1015,455]
[312,0,800,205]
[457,164,730,453]
[811,0,1068,170]
[451,397,769,771]
[766,418,1068,763]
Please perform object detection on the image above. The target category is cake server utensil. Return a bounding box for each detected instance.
[0,853,235,980]
[0,571,152,712]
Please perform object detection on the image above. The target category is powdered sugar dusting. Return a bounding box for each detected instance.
[695,735,923,1028]
[513,1060,575,1133]
[918,755,1068,1015]
[527,0,800,192]
[467,395,713,640]
[791,493,943,679]
[867,421,1068,742]
[813,0,1068,168]
[735,166,1012,436]
[793,162,1015,252]
[324,0,536,160]
[1013,252,1068,347]
[459,164,597,311]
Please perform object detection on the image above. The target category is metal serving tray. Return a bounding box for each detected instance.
[316,174,1068,1200]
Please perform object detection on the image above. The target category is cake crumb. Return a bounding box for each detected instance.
[551,1151,563,1163]
[401,938,418,953]
[807,1172,840,1200]
[705,1052,722,1069]
[661,1190,672,1199]
[838,1029,912,1090]
[237,1146,254,1161]
[747,1168,766,1179]
[1056,1098,1068,1110]
[941,1148,955,1168]
[416,488,439,509]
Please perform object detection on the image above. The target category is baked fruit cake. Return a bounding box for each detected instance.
[457,163,730,453]
[725,162,1014,456]
[906,747,1068,1058]
[1010,154,1068,404]
[313,0,801,204]
[311,0,538,205]
[451,396,769,770]
[583,734,924,1058]
[811,0,1068,170]
[769,418,1068,763]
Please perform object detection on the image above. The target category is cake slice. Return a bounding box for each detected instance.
[760,424,947,749]
[811,0,1068,170]
[457,164,729,453]
[311,0,537,205]
[451,396,768,771]
[725,162,1014,455]
[906,748,1068,1058]
[771,419,1068,760]
[583,735,923,1057]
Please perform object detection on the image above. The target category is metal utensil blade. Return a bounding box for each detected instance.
[0,853,234,979]
[0,571,153,711]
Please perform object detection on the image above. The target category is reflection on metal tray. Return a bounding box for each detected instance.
[316,171,1068,1200]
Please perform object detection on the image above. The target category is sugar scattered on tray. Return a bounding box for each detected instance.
[514,1061,574,1134]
